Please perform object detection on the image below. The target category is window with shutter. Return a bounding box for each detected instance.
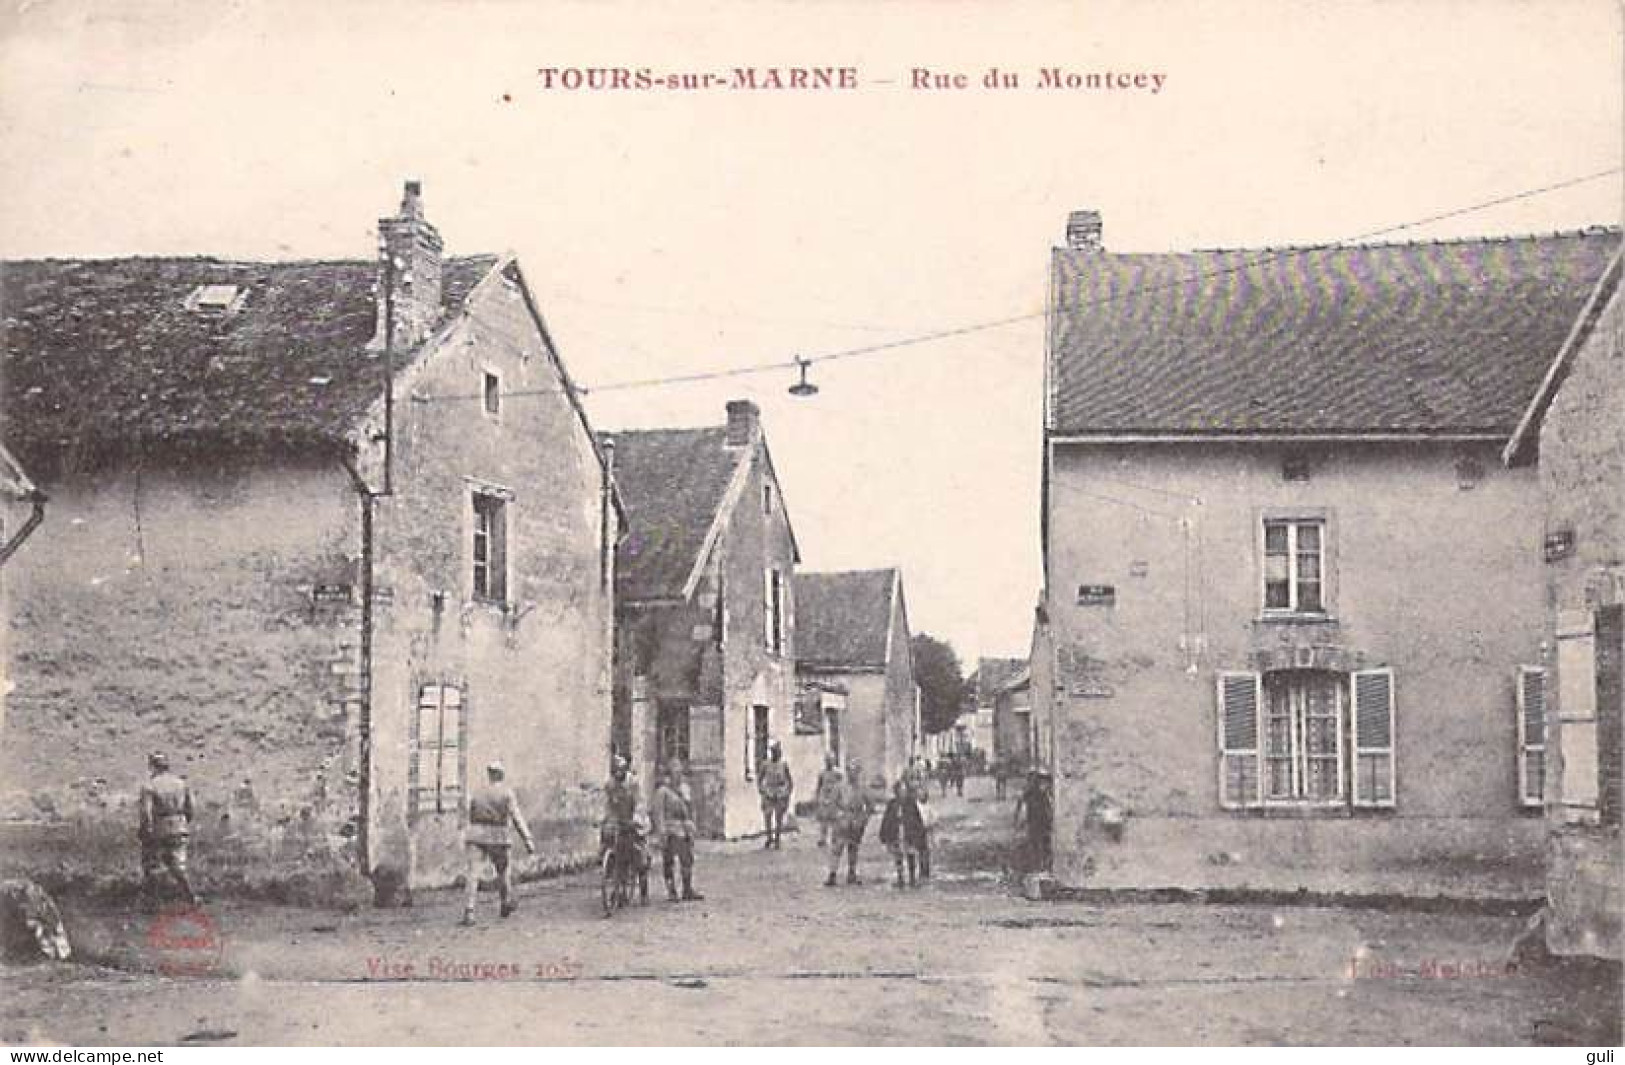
[1516,666,1547,809]
[1351,668,1396,808]
[1597,605,1623,828]
[1556,623,1600,811]
[1216,672,1262,808]
[410,682,469,816]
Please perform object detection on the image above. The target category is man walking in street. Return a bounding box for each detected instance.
[138,752,196,909]
[652,762,704,902]
[463,762,536,926]
[757,739,793,849]
[814,752,844,848]
[824,758,874,886]
[879,780,926,888]
[1013,769,1053,872]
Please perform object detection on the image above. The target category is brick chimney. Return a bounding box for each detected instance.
[371,179,446,351]
[1065,210,1103,252]
[724,399,759,448]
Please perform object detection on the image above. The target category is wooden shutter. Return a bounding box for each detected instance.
[439,685,466,810]
[1216,671,1262,809]
[411,685,441,816]
[1516,666,1547,809]
[1556,619,1600,810]
[763,569,774,649]
[1351,668,1396,808]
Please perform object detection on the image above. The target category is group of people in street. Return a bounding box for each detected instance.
[133,742,1051,924]
[813,753,938,888]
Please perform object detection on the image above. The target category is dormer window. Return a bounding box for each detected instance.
[185,284,246,315]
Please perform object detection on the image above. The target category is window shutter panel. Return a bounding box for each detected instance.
[764,569,775,648]
[1216,671,1262,809]
[441,686,465,806]
[412,685,440,816]
[1351,668,1396,808]
[1516,666,1547,809]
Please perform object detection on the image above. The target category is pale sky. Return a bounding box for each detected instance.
[2,0,1620,662]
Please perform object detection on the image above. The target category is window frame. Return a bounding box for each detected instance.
[409,681,468,819]
[764,567,787,655]
[470,488,511,604]
[481,369,502,418]
[1260,516,1328,618]
[1516,665,1547,810]
[1215,666,1395,812]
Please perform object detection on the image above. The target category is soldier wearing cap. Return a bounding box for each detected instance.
[138,752,196,907]
[462,761,535,926]
[651,761,704,902]
[756,739,793,849]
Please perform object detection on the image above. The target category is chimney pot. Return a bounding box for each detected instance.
[1066,210,1104,251]
[725,399,760,448]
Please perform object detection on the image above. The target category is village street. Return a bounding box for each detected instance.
[2,777,1619,1047]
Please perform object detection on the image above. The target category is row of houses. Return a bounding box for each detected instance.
[1030,210,1622,959]
[0,182,919,902]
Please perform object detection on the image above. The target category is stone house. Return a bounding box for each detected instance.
[970,656,1027,768]
[605,401,801,839]
[0,182,621,902]
[1039,210,1619,897]
[795,568,918,789]
[1503,245,1624,959]
[993,663,1037,773]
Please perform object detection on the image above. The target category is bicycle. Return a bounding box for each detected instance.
[600,823,649,917]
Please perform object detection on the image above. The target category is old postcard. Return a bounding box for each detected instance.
[0,0,1621,1049]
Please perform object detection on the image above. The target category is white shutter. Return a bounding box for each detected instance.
[411,685,440,816]
[763,569,774,649]
[1216,671,1262,809]
[1516,666,1546,809]
[1351,668,1396,808]
[440,685,465,806]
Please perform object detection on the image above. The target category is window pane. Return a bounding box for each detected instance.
[1298,580,1323,613]
[1265,580,1290,609]
[1297,523,1321,550]
[1305,757,1339,799]
[1297,553,1320,580]
[1265,523,1288,553]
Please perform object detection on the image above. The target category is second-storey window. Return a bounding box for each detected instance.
[1263,518,1324,614]
[764,568,786,654]
[472,492,508,602]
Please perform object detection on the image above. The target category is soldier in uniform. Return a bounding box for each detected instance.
[600,755,648,899]
[813,752,845,848]
[651,762,704,902]
[462,762,535,926]
[756,740,794,849]
[138,753,196,908]
[824,757,874,886]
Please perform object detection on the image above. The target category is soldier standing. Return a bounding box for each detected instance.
[462,762,535,926]
[138,753,196,908]
[652,763,704,902]
[813,752,844,848]
[823,758,874,886]
[756,740,794,849]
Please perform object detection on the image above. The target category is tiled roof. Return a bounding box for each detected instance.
[1049,229,1621,436]
[971,657,1025,704]
[795,569,898,671]
[605,426,744,601]
[1,255,496,465]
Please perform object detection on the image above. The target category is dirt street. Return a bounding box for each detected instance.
[3,778,1620,1046]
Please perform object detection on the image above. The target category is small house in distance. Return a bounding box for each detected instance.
[795,568,918,789]
[605,401,801,839]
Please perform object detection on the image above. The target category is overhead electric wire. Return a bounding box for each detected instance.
[411,165,1622,404]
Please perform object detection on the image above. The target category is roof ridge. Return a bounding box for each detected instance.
[1057,224,1620,258]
